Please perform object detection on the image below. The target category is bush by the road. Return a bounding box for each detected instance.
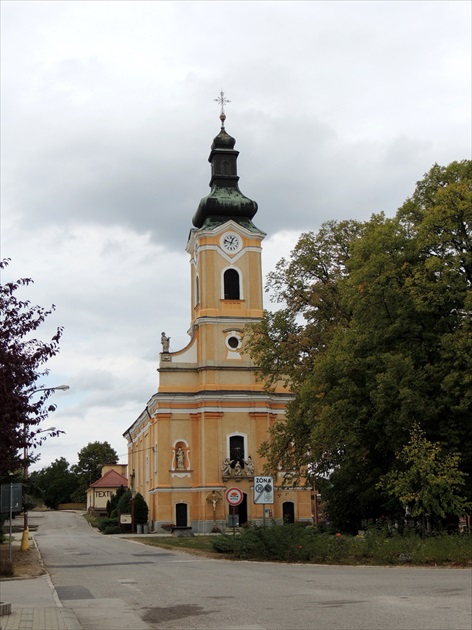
[103,525,122,535]
[97,517,119,532]
[211,524,472,566]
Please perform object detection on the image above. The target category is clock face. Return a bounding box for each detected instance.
[221,232,241,253]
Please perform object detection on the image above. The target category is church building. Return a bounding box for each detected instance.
[124,100,312,532]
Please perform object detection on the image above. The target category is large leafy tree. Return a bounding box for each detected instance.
[29,458,79,510]
[0,259,64,475]
[248,161,472,531]
[73,441,119,485]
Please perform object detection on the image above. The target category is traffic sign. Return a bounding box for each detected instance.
[225,487,243,506]
[253,476,274,504]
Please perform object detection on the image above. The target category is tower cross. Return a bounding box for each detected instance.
[214,90,231,126]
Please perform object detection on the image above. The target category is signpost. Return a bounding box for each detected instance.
[1,483,23,562]
[253,476,274,526]
[225,487,243,535]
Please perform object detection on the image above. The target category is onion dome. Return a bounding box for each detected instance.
[192,101,258,229]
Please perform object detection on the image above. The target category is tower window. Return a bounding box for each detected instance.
[227,336,239,349]
[224,269,240,300]
[195,275,200,306]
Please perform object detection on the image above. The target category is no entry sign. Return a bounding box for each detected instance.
[225,487,243,506]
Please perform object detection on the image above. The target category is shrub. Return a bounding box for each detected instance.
[213,524,472,565]
[109,485,126,516]
[103,525,122,535]
[212,535,236,554]
[133,492,149,525]
[117,490,132,514]
[97,517,119,532]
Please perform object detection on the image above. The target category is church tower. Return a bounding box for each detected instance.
[125,98,312,531]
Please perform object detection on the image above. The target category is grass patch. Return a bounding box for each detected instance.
[131,535,218,554]
[83,512,100,528]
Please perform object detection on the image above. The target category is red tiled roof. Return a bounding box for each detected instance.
[89,469,128,489]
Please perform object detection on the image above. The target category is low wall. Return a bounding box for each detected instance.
[57,503,87,511]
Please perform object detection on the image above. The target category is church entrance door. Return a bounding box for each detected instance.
[176,503,188,527]
[282,501,295,524]
[236,493,247,525]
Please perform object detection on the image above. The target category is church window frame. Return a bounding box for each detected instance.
[225,330,242,351]
[222,267,243,300]
[226,432,248,469]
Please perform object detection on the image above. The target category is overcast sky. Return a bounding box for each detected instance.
[1,1,470,472]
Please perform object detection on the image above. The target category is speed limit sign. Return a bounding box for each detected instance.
[225,487,243,506]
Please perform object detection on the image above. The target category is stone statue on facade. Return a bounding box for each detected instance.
[222,458,232,476]
[161,332,170,353]
[176,446,185,469]
[244,455,255,476]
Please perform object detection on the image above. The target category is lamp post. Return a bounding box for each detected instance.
[21,384,70,551]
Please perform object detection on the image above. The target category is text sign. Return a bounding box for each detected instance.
[225,487,243,506]
[253,476,274,504]
[120,514,132,524]
[1,483,23,513]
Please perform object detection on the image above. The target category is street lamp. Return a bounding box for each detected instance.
[21,385,70,551]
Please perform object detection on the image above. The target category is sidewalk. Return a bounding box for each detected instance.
[1,538,82,630]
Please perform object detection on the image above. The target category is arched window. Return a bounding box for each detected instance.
[224,269,240,300]
[229,435,245,467]
[195,275,200,306]
[222,160,230,175]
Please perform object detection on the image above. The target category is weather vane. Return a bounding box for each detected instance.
[214,89,230,127]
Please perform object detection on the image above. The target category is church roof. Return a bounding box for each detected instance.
[192,99,258,229]
[89,469,128,489]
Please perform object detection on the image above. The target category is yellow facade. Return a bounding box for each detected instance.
[124,122,312,532]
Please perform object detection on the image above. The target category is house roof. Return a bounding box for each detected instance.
[89,469,128,489]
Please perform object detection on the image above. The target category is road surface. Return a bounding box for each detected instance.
[33,511,471,630]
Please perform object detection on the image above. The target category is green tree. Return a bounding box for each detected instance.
[117,489,132,514]
[71,441,118,503]
[380,423,469,532]
[0,259,64,475]
[29,458,79,510]
[73,441,118,485]
[248,161,472,531]
[133,492,149,525]
[107,484,126,517]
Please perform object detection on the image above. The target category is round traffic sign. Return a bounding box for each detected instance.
[225,487,243,506]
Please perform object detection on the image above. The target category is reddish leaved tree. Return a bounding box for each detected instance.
[0,259,64,475]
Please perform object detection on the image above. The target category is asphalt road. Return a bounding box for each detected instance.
[33,511,471,630]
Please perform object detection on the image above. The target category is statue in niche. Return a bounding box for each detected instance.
[161,332,170,353]
[176,446,185,469]
[222,458,233,476]
[244,455,255,476]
